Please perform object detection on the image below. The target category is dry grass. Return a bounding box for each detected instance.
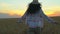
[0,17,60,34]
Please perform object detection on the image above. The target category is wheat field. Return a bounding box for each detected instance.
[0,17,60,34]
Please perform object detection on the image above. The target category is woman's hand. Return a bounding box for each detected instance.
[17,19,23,24]
[52,21,59,25]
[17,20,22,23]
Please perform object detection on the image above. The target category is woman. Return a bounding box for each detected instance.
[18,0,57,34]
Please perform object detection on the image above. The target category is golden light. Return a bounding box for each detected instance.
[43,9,56,17]
[8,10,26,16]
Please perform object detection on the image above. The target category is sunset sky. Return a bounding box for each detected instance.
[0,0,60,17]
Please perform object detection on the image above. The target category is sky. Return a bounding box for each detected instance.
[0,0,60,17]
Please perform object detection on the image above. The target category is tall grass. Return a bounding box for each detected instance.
[0,17,60,34]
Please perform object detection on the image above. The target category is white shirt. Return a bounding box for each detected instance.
[25,11,44,28]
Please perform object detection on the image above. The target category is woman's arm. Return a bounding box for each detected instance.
[39,9,56,23]
[17,12,27,23]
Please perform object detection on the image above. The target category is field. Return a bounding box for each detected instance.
[0,17,60,34]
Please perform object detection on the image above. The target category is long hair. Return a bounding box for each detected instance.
[26,3,41,15]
